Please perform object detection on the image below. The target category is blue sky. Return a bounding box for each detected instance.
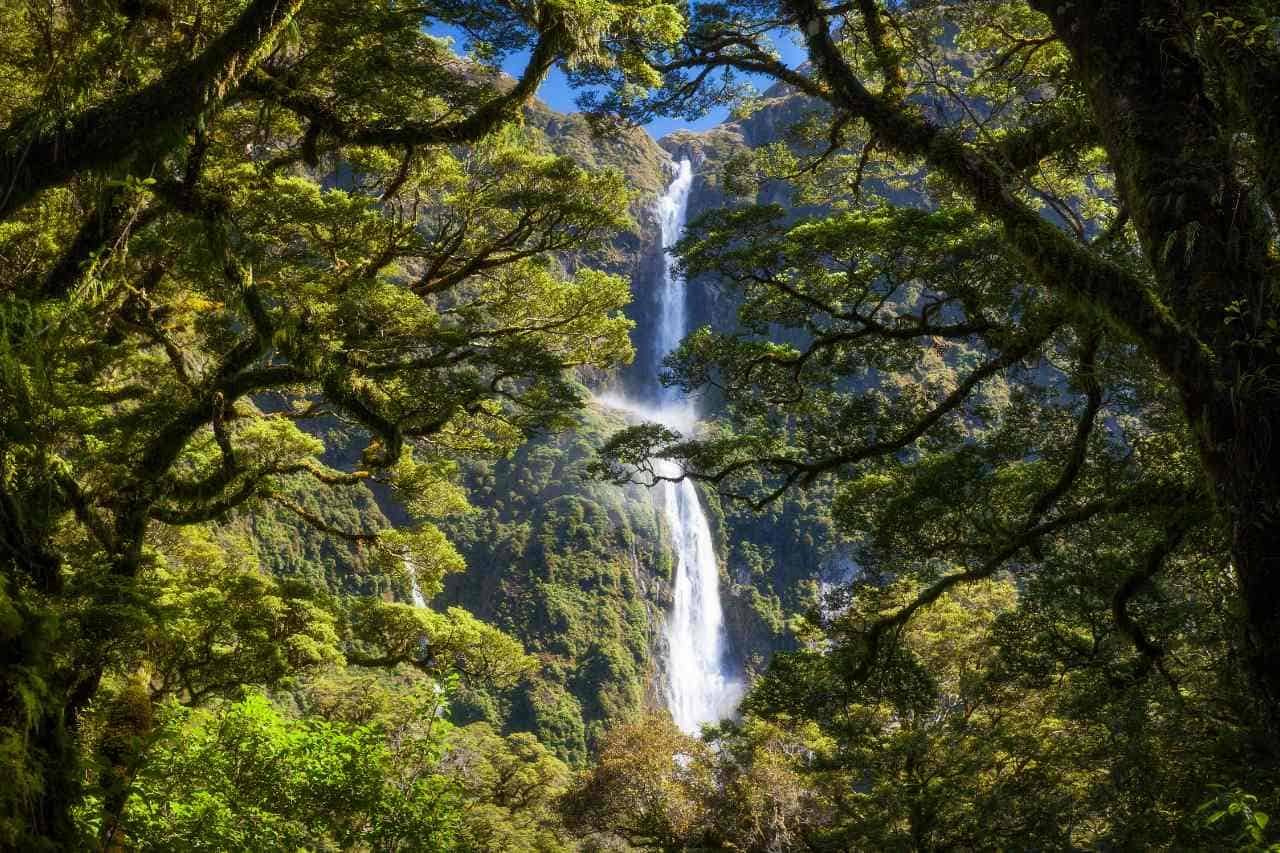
[428,24,808,140]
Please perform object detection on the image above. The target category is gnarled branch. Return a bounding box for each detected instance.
[0,0,306,215]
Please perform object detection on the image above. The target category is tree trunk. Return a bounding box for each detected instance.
[1199,389,1280,749]
[0,577,100,850]
[1031,0,1280,748]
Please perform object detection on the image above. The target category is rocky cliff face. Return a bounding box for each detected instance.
[652,86,850,682]
[253,88,842,761]
[657,83,831,356]
[426,92,844,758]
[528,82,830,396]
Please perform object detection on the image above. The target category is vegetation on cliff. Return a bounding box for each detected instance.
[595,0,1280,846]
[0,0,680,844]
[4,0,1280,849]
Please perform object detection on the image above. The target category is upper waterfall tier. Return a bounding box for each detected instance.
[651,158,695,406]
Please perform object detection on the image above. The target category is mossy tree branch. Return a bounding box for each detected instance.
[784,0,1203,394]
[0,0,306,216]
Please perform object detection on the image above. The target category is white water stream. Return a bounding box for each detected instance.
[658,464,743,732]
[412,156,743,731]
[652,158,694,405]
[647,158,743,732]
[407,555,426,608]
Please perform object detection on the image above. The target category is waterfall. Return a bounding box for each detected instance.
[652,157,694,406]
[658,464,743,732]
[648,157,743,733]
[407,556,426,608]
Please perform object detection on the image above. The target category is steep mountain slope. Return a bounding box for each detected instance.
[437,406,671,764]
[428,89,850,758]
[224,88,844,763]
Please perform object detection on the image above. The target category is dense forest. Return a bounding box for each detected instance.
[3,0,1280,849]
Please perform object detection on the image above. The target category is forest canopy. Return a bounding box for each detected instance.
[0,0,676,845]
[3,0,1280,849]
[593,0,1280,846]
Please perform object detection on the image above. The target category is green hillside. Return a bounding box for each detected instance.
[4,0,1280,849]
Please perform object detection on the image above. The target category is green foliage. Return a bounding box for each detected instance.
[1200,787,1280,853]
[446,723,574,852]
[740,578,1096,849]
[144,526,343,704]
[8,0,1280,846]
[561,713,717,851]
[111,694,429,851]
[588,0,1280,844]
[0,0,683,840]
[74,670,584,851]
[440,404,665,763]
[342,598,536,687]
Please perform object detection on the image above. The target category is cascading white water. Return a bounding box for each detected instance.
[658,462,743,732]
[407,556,427,608]
[648,158,743,733]
[652,158,694,406]
[405,156,740,730]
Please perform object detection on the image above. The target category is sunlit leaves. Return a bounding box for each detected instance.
[561,713,716,847]
[145,526,343,704]
[372,525,464,600]
[0,0,665,838]
[115,693,458,851]
[343,599,535,688]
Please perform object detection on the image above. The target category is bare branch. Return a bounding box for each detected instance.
[274,494,380,543]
